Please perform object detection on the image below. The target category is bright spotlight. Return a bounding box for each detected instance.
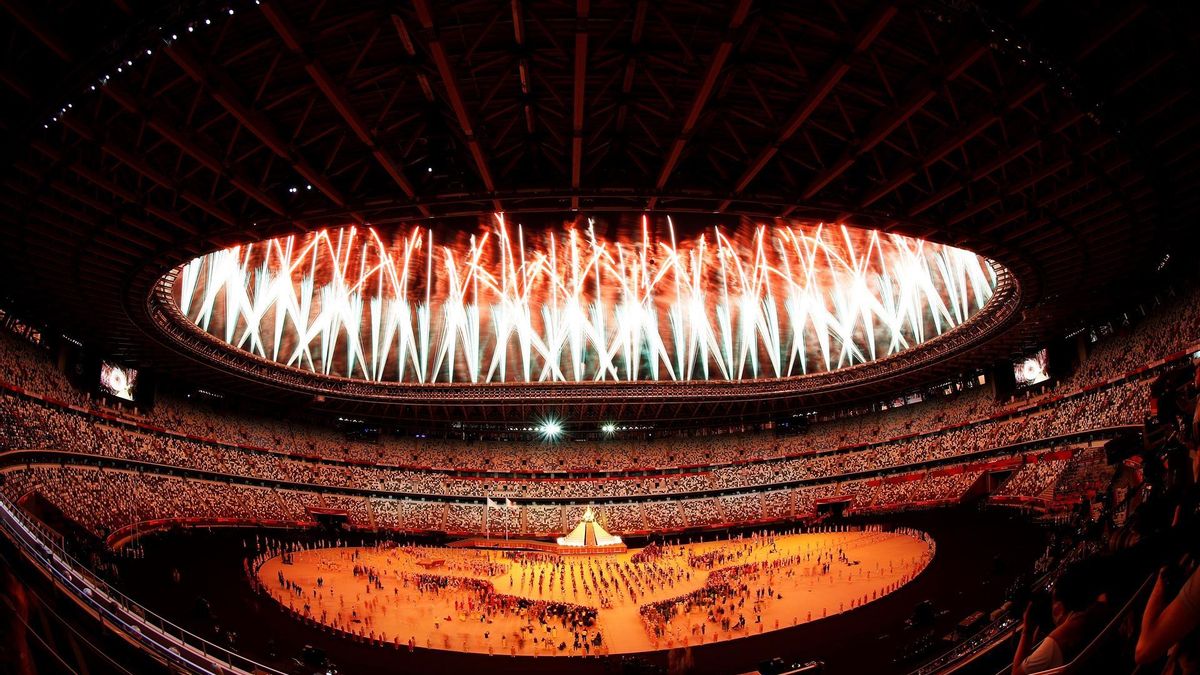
[601,422,616,435]
[537,417,563,441]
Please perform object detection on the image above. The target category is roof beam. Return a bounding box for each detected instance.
[720,4,897,209]
[165,42,365,223]
[411,0,501,211]
[0,0,72,62]
[390,15,435,103]
[570,0,590,210]
[102,83,287,217]
[0,66,31,99]
[957,138,1124,232]
[29,140,198,237]
[614,1,648,135]
[259,0,430,218]
[649,0,752,208]
[62,117,236,227]
[1074,2,1147,61]
[512,0,536,137]
[800,43,987,201]
[860,79,1045,207]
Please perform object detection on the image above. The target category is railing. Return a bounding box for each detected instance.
[1000,572,1156,675]
[910,564,1156,675]
[0,492,287,675]
[0,345,1171,484]
[910,610,1022,675]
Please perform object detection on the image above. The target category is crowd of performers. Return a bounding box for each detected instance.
[248,537,609,655]
[505,548,689,608]
[247,524,934,656]
[639,526,935,648]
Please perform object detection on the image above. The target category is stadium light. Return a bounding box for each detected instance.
[537,417,563,441]
[601,422,617,435]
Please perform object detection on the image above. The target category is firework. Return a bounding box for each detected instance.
[173,215,997,384]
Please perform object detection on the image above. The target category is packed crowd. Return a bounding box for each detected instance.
[1050,448,1113,499]
[0,466,311,537]
[369,498,445,532]
[0,281,1194,481]
[1056,285,1200,392]
[855,472,980,509]
[1,444,1086,540]
[995,458,1073,499]
[1,283,1196,674]
[0,374,1147,503]
[0,283,1193,542]
[1004,359,1200,675]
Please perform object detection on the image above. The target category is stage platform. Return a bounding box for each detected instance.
[447,536,627,555]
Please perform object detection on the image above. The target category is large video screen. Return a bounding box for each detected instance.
[99,361,138,401]
[1014,349,1050,388]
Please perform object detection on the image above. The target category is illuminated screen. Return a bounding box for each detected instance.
[99,361,138,401]
[1013,349,1050,388]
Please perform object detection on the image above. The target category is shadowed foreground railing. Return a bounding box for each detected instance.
[0,493,286,675]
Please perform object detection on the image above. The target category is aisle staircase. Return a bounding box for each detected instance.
[365,499,378,529]
[1053,447,1113,498]
[1035,480,1058,502]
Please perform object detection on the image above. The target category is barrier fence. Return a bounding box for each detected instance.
[0,493,285,675]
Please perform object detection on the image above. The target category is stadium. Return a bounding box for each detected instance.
[0,1,1198,674]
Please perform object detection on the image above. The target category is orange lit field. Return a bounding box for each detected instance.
[256,529,933,656]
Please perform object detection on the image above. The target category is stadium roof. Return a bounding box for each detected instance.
[0,0,1196,425]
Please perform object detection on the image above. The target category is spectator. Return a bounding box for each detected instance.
[1012,562,1106,674]
[1135,557,1200,670]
